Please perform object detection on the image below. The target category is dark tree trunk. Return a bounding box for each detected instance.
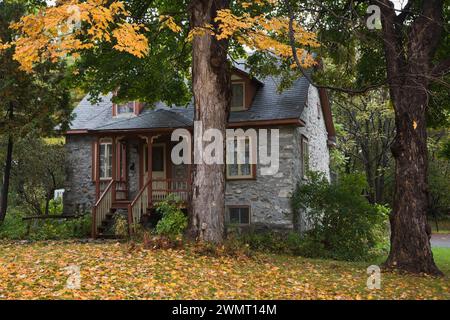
[377,0,444,275]
[189,0,231,243]
[0,135,13,222]
[385,89,441,275]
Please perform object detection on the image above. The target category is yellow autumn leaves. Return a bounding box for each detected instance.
[4,0,149,72]
[0,241,448,300]
[1,0,319,72]
[215,8,319,68]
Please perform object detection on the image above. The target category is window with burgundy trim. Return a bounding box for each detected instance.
[231,82,245,111]
[99,140,113,179]
[115,102,136,116]
[226,137,255,180]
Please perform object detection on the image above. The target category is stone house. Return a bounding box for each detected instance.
[63,65,336,237]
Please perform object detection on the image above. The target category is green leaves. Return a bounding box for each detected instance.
[292,172,389,261]
[155,194,188,240]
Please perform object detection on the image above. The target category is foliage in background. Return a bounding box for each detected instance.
[292,172,389,261]
[0,209,90,240]
[155,194,188,240]
[11,135,65,216]
[428,130,450,220]
[331,90,395,205]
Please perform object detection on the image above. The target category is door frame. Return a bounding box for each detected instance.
[140,141,168,189]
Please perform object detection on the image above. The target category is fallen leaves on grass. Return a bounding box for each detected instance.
[0,241,448,300]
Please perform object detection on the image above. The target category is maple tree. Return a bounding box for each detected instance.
[2,0,318,243]
[3,0,148,72]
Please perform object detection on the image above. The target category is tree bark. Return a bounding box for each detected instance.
[0,135,13,222]
[377,0,444,275]
[189,0,231,243]
[385,89,441,275]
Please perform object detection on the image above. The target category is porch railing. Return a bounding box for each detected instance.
[92,179,114,238]
[128,179,150,229]
[128,178,189,232]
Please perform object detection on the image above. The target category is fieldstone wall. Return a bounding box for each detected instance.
[294,84,331,231]
[63,135,96,215]
[225,127,296,231]
[297,85,331,180]
[224,84,331,232]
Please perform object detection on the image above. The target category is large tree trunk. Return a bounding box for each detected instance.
[385,89,442,275]
[0,135,13,222]
[189,0,230,243]
[378,0,444,275]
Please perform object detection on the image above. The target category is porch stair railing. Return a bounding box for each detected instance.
[92,179,114,238]
[128,179,150,231]
[127,178,190,233]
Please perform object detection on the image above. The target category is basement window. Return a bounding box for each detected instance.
[227,206,250,225]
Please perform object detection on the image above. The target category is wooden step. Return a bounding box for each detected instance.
[112,201,131,209]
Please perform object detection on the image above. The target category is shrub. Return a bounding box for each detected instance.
[154,194,188,240]
[113,213,129,238]
[291,172,389,261]
[0,208,91,240]
[0,209,28,239]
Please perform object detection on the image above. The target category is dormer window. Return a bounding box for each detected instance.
[113,101,141,117]
[118,102,134,114]
[231,82,245,111]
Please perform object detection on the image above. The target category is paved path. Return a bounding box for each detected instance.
[431,234,450,248]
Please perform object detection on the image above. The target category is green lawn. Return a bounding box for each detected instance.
[0,241,448,300]
[432,248,450,274]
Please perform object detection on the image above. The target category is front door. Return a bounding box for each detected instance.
[152,144,166,201]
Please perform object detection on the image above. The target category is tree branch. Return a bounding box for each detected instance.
[285,0,385,95]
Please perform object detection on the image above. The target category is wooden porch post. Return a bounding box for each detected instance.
[147,135,153,207]
[111,136,117,202]
[95,136,101,201]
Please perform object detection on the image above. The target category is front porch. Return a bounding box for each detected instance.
[91,132,191,238]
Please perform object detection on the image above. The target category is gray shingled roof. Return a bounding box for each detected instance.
[68,70,310,132]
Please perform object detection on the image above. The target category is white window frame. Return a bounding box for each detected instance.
[231,82,245,111]
[226,137,255,180]
[115,101,136,117]
[99,139,113,180]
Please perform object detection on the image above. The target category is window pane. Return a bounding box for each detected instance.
[241,164,251,176]
[107,144,112,178]
[100,144,106,178]
[229,207,249,224]
[143,145,148,172]
[231,83,244,109]
[239,208,250,224]
[117,102,134,114]
[152,146,164,171]
[99,143,112,178]
[228,164,239,176]
[229,208,241,224]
